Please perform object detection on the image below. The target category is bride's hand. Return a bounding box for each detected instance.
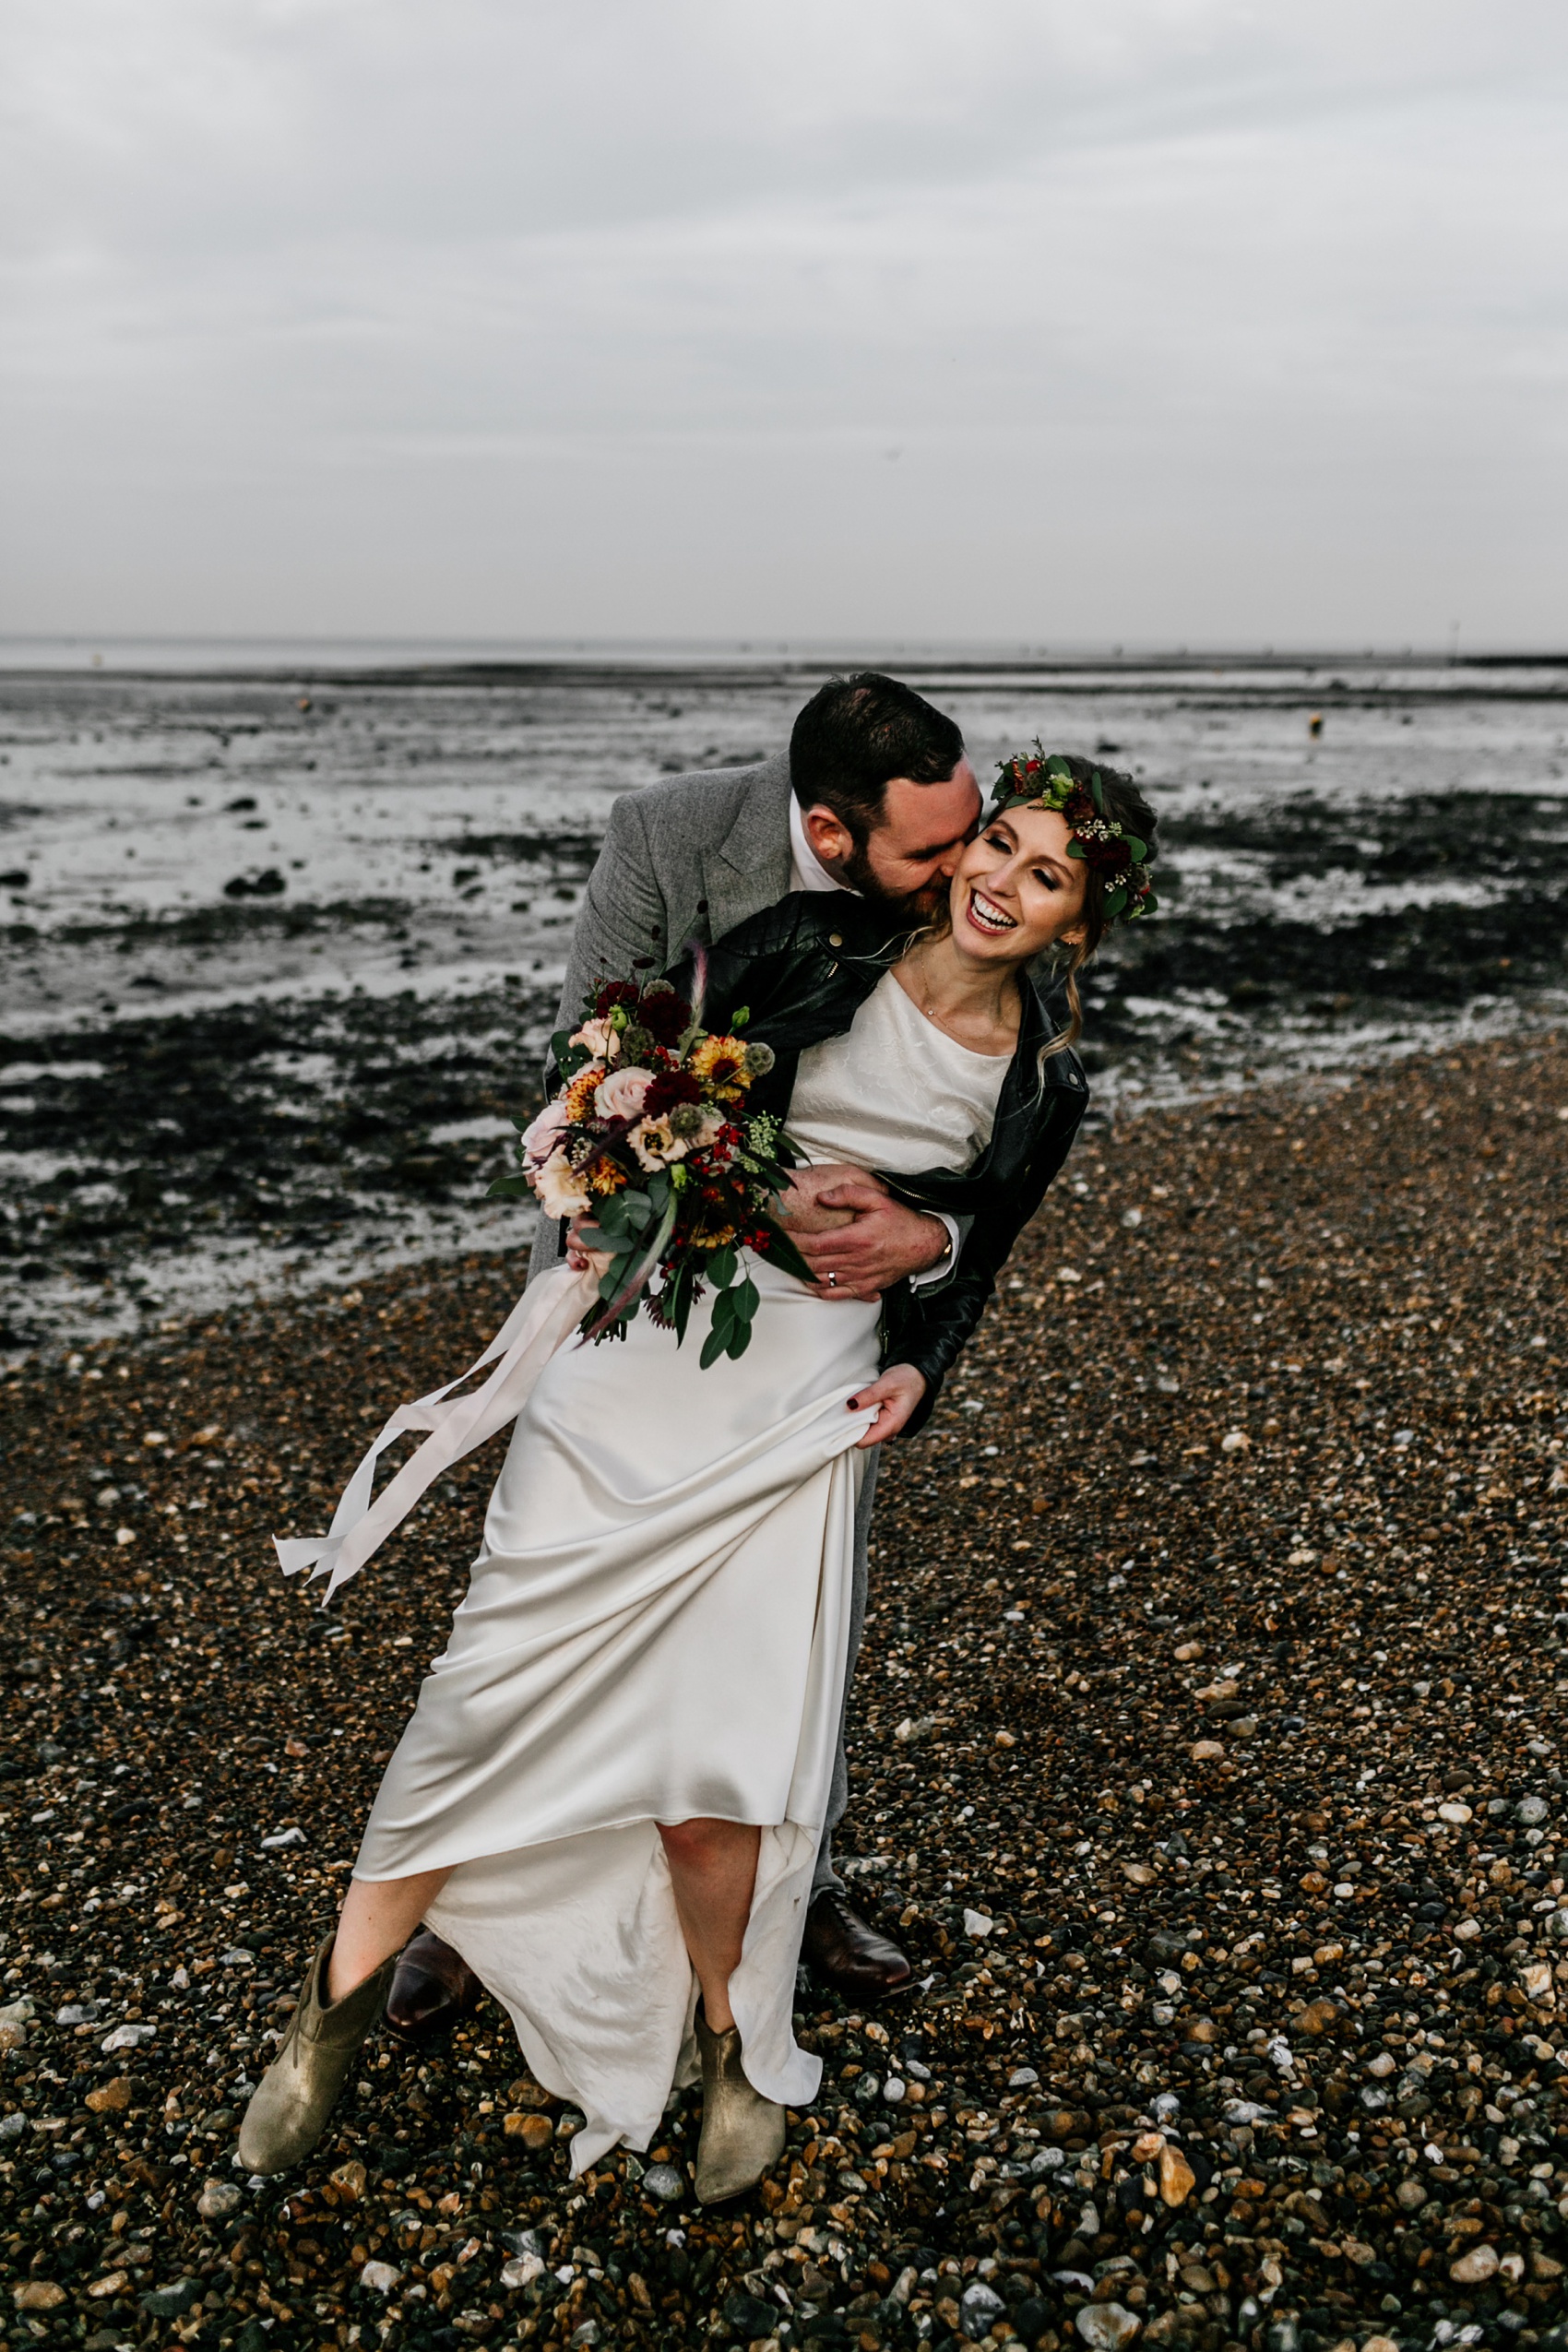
[564,1219,614,1280]
[847,1364,926,1448]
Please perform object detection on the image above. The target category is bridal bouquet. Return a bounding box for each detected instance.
[492,962,813,1363]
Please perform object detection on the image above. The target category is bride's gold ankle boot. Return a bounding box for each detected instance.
[237,1934,397,2176]
[694,2009,786,2204]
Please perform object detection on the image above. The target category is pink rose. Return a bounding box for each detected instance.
[569,1016,618,1062]
[595,1066,655,1122]
[518,1096,570,1171]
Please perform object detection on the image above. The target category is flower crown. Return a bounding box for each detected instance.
[989,745,1158,924]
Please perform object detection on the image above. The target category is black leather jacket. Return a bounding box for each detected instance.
[683,894,1089,1437]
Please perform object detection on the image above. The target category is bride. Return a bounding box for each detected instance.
[237,751,1157,2200]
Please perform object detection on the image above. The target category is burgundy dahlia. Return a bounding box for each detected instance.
[644,1069,703,1116]
[636,991,692,1046]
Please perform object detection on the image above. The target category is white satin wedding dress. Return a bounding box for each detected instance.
[351,975,1009,2172]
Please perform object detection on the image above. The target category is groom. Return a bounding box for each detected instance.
[388,672,981,2027]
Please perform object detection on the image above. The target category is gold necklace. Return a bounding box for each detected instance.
[907,950,1006,1044]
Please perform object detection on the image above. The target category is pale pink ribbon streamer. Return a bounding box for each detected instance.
[273,1262,596,1606]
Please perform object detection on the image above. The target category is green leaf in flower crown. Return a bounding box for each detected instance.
[1089,772,1106,814]
[1067,840,1085,861]
[1103,885,1127,920]
[1122,835,1147,861]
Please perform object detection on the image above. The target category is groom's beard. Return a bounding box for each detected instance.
[837,837,948,924]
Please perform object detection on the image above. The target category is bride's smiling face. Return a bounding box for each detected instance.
[946,803,1089,965]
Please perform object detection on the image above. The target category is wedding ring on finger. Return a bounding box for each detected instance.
[826,1273,838,1288]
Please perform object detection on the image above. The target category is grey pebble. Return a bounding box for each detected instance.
[499,2228,548,2259]
[140,2280,200,2320]
[640,2164,684,2204]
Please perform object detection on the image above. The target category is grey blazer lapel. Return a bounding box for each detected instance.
[699,752,793,943]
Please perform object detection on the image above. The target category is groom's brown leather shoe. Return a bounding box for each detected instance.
[802,1890,912,2002]
[386,1928,482,2040]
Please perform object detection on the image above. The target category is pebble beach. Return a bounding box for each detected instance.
[4,1029,1566,2352]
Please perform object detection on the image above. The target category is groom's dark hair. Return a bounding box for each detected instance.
[790,672,966,844]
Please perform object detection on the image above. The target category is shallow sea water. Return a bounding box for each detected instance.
[1,648,1564,1351]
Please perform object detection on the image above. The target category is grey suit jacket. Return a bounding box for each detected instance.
[559,751,796,1028]
[528,754,795,1279]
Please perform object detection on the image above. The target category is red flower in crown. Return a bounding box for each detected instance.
[1081,835,1133,874]
[1062,786,1098,828]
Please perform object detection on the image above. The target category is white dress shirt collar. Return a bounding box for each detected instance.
[788,792,852,897]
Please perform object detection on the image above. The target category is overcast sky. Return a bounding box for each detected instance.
[3,0,1564,647]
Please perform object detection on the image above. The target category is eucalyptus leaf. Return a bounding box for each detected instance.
[598,1257,634,1302]
[486,1174,535,1200]
[754,1221,814,1286]
[669,1259,697,1344]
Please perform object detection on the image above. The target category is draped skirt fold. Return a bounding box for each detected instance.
[354,1257,881,2171]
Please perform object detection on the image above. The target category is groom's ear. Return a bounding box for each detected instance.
[802,803,856,872]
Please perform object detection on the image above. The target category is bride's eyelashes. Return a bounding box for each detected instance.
[974,835,1060,894]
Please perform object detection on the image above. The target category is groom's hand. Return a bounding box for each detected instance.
[794,1174,951,1301]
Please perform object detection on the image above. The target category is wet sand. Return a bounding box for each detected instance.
[4,654,1565,1356]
